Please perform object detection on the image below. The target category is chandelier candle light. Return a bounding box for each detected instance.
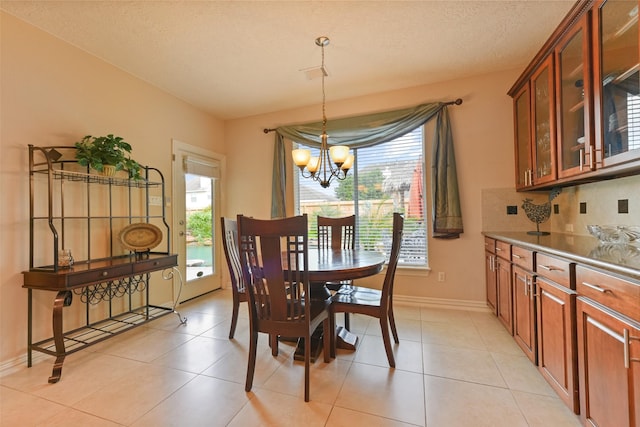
[292,36,353,188]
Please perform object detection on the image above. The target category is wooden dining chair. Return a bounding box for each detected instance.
[220,217,247,339]
[317,214,355,329]
[317,214,355,253]
[237,214,331,402]
[330,213,404,367]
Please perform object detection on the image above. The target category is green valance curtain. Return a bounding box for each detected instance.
[270,100,464,238]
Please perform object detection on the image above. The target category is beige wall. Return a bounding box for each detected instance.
[0,13,224,363]
[224,68,521,308]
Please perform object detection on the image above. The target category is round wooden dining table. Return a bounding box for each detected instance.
[293,248,386,360]
[306,248,386,298]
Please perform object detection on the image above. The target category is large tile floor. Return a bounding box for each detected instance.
[1,289,583,426]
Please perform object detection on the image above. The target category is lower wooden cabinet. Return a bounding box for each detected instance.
[513,265,536,362]
[576,263,640,427]
[536,276,579,413]
[577,297,640,427]
[496,256,513,334]
[485,249,498,314]
[483,234,640,421]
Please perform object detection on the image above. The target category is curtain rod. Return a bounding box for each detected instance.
[262,98,463,134]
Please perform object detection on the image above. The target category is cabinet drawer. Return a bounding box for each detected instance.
[133,255,177,273]
[576,265,640,322]
[511,246,534,271]
[536,253,574,289]
[495,240,511,260]
[66,264,134,287]
[484,237,496,254]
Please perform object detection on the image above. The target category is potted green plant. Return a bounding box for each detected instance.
[74,134,142,179]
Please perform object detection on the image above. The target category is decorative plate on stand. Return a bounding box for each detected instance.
[119,223,163,252]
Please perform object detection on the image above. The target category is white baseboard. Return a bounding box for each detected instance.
[0,352,50,377]
[394,295,491,312]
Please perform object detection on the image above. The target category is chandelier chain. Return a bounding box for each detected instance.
[321,42,327,129]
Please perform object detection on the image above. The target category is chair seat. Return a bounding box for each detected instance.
[333,286,382,306]
[258,298,330,334]
[324,279,352,292]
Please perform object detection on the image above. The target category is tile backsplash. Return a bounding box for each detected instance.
[551,174,639,236]
[481,188,551,233]
[481,174,640,235]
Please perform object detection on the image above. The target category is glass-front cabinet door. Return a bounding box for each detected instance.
[593,0,640,167]
[513,55,556,190]
[513,84,532,189]
[531,56,557,185]
[556,15,593,178]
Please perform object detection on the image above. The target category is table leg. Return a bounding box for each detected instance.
[293,285,330,362]
[336,325,358,350]
[48,291,71,384]
[293,326,324,362]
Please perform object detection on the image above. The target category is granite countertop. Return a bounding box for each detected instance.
[483,231,640,282]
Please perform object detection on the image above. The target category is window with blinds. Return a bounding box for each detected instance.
[628,93,640,151]
[295,127,427,267]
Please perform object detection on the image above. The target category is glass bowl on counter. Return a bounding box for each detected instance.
[586,225,640,244]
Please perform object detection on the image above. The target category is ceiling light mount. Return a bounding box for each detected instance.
[315,36,330,47]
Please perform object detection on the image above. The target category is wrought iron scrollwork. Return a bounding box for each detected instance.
[162,267,187,324]
[73,275,148,305]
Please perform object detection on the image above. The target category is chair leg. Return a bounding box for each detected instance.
[329,311,336,359]
[270,334,279,356]
[229,297,239,339]
[323,318,331,363]
[379,317,396,368]
[304,333,311,402]
[344,313,350,330]
[388,307,399,344]
[245,329,259,392]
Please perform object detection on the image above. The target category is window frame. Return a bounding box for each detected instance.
[293,126,429,269]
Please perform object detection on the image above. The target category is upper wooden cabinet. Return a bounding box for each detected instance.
[513,83,532,189]
[509,0,640,190]
[592,0,640,168]
[557,13,594,179]
[513,56,557,189]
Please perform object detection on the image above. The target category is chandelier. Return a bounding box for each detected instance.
[292,36,353,188]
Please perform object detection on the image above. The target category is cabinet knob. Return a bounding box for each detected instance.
[101,271,108,277]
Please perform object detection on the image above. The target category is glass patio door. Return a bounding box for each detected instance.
[172,141,223,302]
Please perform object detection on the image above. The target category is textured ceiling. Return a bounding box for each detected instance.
[1,1,576,120]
